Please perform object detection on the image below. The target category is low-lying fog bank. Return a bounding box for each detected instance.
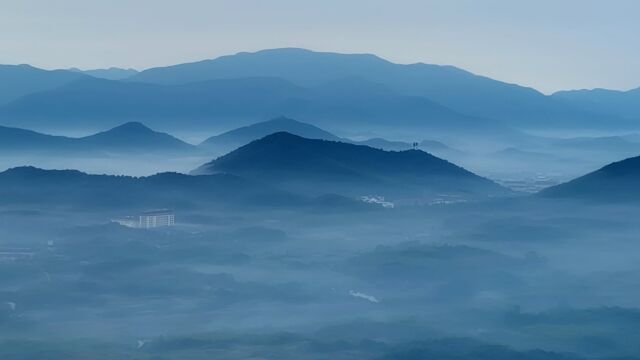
[2,195,640,359]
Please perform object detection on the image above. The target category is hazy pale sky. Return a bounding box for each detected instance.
[1,0,638,93]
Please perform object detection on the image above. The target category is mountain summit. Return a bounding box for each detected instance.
[128,48,611,129]
[77,122,197,153]
[0,122,197,155]
[194,132,504,199]
[199,116,341,153]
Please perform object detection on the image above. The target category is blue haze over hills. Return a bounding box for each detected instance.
[0,48,637,137]
[4,46,640,360]
[0,64,87,105]
[0,121,196,155]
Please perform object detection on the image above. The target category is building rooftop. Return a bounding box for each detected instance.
[140,209,174,216]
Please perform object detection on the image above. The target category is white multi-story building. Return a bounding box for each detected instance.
[138,210,175,228]
[112,209,175,229]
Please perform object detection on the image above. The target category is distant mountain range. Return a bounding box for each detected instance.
[68,67,139,80]
[0,64,87,105]
[129,48,622,129]
[194,132,505,199]
[0,76,303,125]
[2,48,635,134]
[0,74,505,136]
[540,155,640,201]
[0,116,466,162]
[0,122,197,155]
[552,87,640,120]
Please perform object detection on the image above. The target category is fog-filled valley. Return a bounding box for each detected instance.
[4,186,640,359]
[3,48,640,359]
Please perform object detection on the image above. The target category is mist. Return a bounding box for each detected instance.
[3,40,640,359]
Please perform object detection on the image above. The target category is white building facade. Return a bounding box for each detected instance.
[138,210,175,228]
[112,209,175,229]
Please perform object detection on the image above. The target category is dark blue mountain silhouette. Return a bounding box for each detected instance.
[540,155,640,201]
[0,166,299,209]
[194,132,505,198]
[0,125,72,149]
[200,117,465,161]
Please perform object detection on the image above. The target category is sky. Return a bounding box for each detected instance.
[1,0,638,94]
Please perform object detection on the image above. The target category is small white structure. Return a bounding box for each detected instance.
[0,248,34,262]
[139,210,175,228]
[360,195,395,208]
[113,209,175,229]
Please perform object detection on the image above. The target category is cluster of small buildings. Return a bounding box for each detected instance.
[112,209,175,229]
